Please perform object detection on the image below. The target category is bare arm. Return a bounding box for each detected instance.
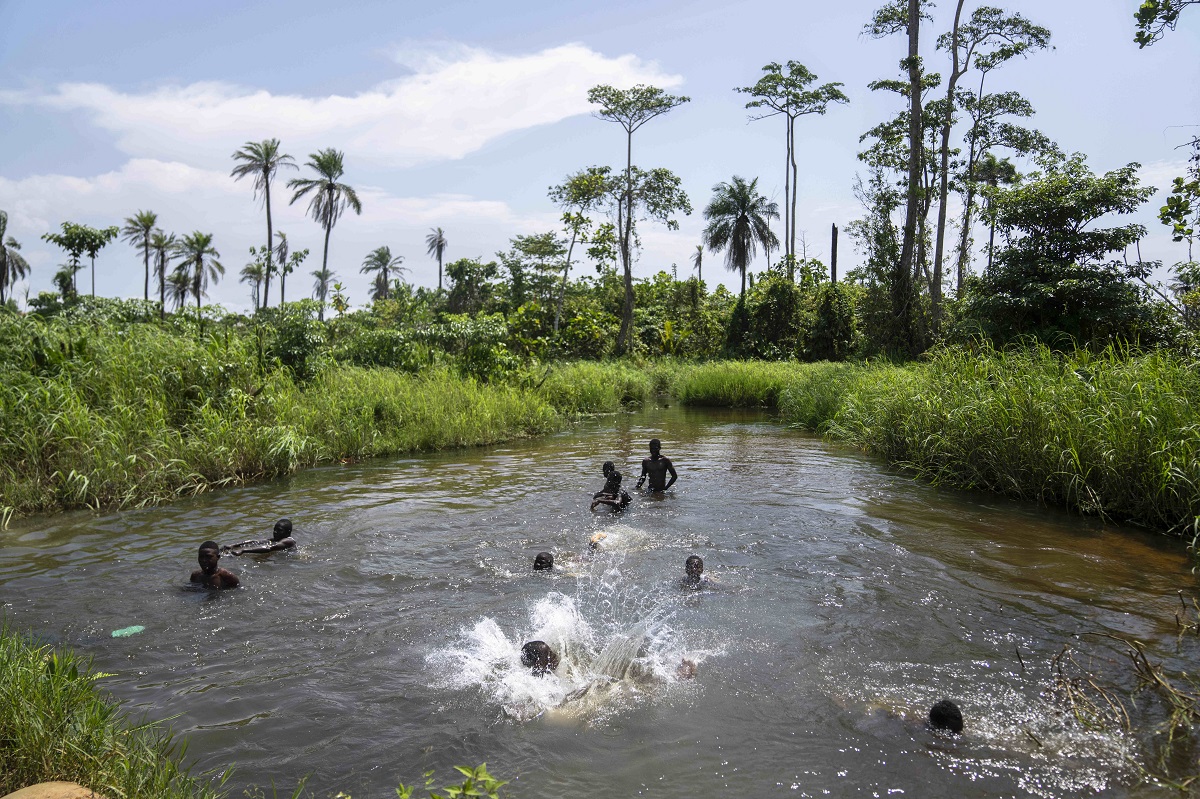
[665,458,677,490]
[636,459,648,488]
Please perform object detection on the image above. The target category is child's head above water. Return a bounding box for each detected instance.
[520,640,559,676]
[533,552,554,571]
[928,699,963,734]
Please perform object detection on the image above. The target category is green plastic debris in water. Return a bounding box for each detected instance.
[111,625,145,638]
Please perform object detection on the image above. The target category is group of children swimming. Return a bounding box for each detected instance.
[189,518,297,589]
[184,438,964,734]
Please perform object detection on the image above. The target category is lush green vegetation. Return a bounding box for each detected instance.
[0,624,225,799]
[0,306,564,517]
[4,296,1197,543]
[777,346,1200,542]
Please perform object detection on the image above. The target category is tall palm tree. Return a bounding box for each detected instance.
[149,230,176,319]
[287,148,362,320]
[121,210,158,302]
[701,176,779,296]
[0,211,31,305]
[360,246,407,301]
[173,231,223,312]
[167,267,191,312]
[691,243,703,283]
[425,227,448,291]
[240,261,265,309]
[231,139,296,310]
[311,266,336,315]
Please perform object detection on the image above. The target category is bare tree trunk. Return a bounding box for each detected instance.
[319,223,331,322]
[555,228,578,333]
[790,115,799,261]
[894,0,923,356]
[263,176,273,310]
[931,0,966,333]
[831,223,839,283]
[783,114,791,261]
[617,128,636,353]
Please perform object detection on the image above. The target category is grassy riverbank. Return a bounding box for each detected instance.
[0,625,224,798]
[0,316,565,517]
[3,311,1198,541]
[773,346,1200,541]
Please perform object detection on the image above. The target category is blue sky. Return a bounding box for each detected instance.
[2,0,1197,310]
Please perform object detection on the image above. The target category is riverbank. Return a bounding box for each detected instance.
[3,313,1197,541]
[0,625,223,799]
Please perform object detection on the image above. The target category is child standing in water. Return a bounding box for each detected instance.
[636,439,677,493]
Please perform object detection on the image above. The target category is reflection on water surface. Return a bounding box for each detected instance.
[1,406,1196,798]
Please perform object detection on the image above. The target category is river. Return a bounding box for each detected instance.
[1,406,1197,798]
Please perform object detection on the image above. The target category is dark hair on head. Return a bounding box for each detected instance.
[273,518,292,537]
[533,551,554,570]
[685,555,703,569]
[199,541,219,553]
[602,461,615,474]
[521,640,559,674]
[649,438,661,449]
[929,699,964,734]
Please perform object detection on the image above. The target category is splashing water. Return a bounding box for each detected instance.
[428,545,712,723]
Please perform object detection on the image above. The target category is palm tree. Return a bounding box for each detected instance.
[311,266,336,315]
[173,231,224,312]
[274,231,290,304]
[975,153,1020,273]
[425,227,448,291]
[240,260,265,309]
[287,148,362,320]
[701,176,779,296]
[0,211,31,305]
[150,230,176,319]
[167,267,191,312]
[691,243,703,283]
[121,210,158,302]
[360,246,407,301]
[231,139,296,310]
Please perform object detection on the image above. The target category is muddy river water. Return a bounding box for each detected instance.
[2,406,1197,798]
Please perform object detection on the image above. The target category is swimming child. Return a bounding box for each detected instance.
[533,552,554,571]
[521,641,560,676]
[681,555,711,590]
[222,518,297,555]
[591,461,632,511]
[928,699,964,733]
[190,541,240,589]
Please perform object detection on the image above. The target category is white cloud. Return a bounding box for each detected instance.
[5,44,681,169]
[0,159,558,309]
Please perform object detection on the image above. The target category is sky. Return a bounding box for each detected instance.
[1,0,1198,312]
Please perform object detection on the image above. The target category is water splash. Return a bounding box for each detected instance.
[428,559,710,723]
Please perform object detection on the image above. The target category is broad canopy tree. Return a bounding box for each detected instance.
[587,83,691,353]
[737,61,848,271]
[1135,0,1196,46]
[965,153,1162,347]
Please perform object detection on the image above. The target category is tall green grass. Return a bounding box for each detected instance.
[0,624,225,798]
[0,317,562,517]
[535,361,657,414]
[775,345,1200,539]
[670,361,807,407]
